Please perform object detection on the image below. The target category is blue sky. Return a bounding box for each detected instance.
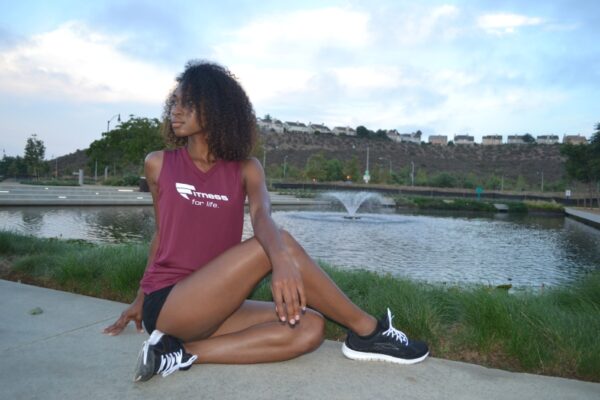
[1,0,599,158]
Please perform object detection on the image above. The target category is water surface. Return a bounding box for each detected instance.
[1,206,599,287]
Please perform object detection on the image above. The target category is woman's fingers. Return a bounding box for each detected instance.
[272,287,286,322]
[103,313,129,335]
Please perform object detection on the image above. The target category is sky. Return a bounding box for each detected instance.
[1,0,599,158]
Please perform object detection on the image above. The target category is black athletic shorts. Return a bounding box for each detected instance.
[142,284,174,334]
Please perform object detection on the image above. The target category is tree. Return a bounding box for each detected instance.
[0,155,27,179]
[304,152,328,182]
[356,126,373,138]
[324,158,344,181]
[562,123,600,207]
[523,133,535,143]
[24,134,46,179]
[343,157,360,182]
[87,116,164,176]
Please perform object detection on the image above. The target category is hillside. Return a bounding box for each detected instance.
[50,132,567,189]
[260,132,566,188]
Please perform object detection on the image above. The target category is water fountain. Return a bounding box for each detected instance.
[322,191,384,219]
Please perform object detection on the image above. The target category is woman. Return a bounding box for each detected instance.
[103,61,428,382]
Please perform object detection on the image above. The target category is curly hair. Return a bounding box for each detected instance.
[162,60,257,161]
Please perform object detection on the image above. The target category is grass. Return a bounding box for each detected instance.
[394,196,564,214]
[1,230,598,382]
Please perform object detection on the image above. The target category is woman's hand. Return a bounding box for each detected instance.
[103,293,145,336]
[270,252,307,325]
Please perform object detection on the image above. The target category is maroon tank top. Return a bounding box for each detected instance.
[140,147,245,294]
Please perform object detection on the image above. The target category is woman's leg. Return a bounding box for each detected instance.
[156,231,376,363]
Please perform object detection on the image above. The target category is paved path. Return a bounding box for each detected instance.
[1,280,598,400]
[0,183,324,207]
[565,207,600,229]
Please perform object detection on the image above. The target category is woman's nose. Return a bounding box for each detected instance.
[171,104,182,118]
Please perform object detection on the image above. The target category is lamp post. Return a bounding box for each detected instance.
[283,155,288,179]
[363,146,370,183]
[107,114,121,133]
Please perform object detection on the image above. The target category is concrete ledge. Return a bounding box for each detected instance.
[1,280,599,400]
[565,207,600,229]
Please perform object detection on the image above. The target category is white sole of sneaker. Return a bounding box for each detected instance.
[133,342,156,382]
[341,343,429,365]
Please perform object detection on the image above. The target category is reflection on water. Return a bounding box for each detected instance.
[1,206,599,287]
[0,206,155,243]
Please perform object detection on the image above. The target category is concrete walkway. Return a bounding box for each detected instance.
[0,182,323,207]
[565,207,600,229]
[1,280,598,400]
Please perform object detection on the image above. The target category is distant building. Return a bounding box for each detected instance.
[507,135,527,144]
[332,126,357,136]
[454,135,475,145]
[399,131,422,144]
[257,118,284,134]
[482,135,502,145]
[308,123,331,134]
[284,121,311,134]
[428,135,448,145]
[386,129,401,142]
[563,134,588,145]
[536,135,559,144]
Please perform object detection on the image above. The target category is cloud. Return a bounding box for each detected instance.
[213,7,371,65]
[0,22,175,103]
[477,13,544,35]
[388,4,462,45]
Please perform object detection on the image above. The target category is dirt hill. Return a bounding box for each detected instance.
[51,133,567,188]
[260,132,566,186]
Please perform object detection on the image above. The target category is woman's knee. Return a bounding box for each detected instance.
[296,309,325,353]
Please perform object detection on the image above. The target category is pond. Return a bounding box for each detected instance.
[1,206,599,288]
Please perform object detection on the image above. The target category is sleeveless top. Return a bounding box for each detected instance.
[140,147,245,294]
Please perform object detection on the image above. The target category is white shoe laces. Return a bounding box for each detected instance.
[157,349,185,377]
[382,308,409,346]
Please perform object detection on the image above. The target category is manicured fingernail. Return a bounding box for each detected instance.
[290,319,296,325]
[295,315,300,320]
[281,316,286,322]
[302,307,306,311]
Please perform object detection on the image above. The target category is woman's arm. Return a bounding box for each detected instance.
[243,158,306,325]
[103,151,164,335]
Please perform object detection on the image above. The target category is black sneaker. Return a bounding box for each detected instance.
[134,330,198,382]
[342,308,429,364]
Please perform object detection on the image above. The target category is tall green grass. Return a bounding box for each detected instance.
[0,231,598,381]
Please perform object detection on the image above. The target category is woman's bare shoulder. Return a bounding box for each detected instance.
[144,151,165,182]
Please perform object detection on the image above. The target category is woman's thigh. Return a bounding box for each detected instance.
[156,237,272,340]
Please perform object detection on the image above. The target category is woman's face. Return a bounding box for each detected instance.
[169,85,202,138]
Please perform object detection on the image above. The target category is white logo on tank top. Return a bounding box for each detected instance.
[175,182,229,203]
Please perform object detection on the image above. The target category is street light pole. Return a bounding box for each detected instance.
[107,114,121,133]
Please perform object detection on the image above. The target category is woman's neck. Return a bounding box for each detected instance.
[186,135,214,164]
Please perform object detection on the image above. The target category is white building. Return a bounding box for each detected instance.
[563,134,588,145]
[536,135,559,144]
[454,135,475,145]
[399,131,422,144]
[257,118,285,134]
[308,124,332,134]
[482,135,502,145]
[428,135,448,145]
[332,126,357,136]
[284,121,312,134]
[386,129,401,142]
